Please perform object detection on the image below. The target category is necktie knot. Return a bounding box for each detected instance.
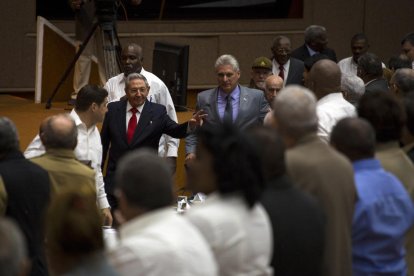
[278,65,285,80]
[130,107,138,114]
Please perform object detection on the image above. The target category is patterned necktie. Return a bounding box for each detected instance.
[127,107,138,144]
[278,65,285,80]
[223,95,233,123]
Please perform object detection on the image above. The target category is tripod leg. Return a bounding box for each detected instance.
[45,22,99,109]
[98,22,122,80]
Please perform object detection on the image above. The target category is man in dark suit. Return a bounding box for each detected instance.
[185,54,269,161]
[291,25,337,62]
[0,117,51,276]
[249,127,325,275]
[357,52,389,93]
[271,35,304,85]
[101,73,204,209]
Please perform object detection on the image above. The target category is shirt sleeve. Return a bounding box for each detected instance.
[24,135,46,158]
[95,166,110,209]
[156,83,179,157]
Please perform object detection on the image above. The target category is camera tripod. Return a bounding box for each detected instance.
[45,16,122,109]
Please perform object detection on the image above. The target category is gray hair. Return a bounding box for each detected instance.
[341,74,365,105]
[0,117,19,156]
[273,85,318,139]
[126,73,150,88]
[304,25,327,44]
[214,54,240,72]
[0,218,27,276]
[393,68,414,94]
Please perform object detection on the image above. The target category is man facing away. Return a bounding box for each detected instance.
[25,85,113,226]
[272,85,356,276]
[0,117,51,276]
[108,149,217,276]
[331,117,414,276]
[30,114,96,195]
[306,59,356,143]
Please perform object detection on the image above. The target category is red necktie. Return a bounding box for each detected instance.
[278,65,285,80]
[127,107,138,144]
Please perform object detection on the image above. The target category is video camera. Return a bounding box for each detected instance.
[95,0,117,22]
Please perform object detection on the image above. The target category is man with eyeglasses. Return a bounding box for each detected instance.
[271,36,304,86]
[101,73,206,212]
[249,57,273,91]
[185,54,269,164]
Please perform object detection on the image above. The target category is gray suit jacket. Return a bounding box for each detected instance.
[185,85,269,154]
[286,134,355,276]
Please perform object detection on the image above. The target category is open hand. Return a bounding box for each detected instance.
[188,109,208,129]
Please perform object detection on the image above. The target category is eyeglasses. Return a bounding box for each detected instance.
[127,87,148,94]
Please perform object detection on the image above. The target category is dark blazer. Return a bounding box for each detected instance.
[185,85,269,154]
[0,151,51,276]
[101,99,188,207]
[286,57,304,85]
[365,78,389,94]
[291,44,337,62]
[261,175,325,276]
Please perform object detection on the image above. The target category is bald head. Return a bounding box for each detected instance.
[122,43,143,76]
[309,59,341,99]
[273,85,318,141]
[391,68,414,96]
[40,114,78,150]
[264,75,284,105]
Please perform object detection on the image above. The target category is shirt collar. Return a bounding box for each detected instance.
[126,100,145,113]
[121,67,147,85]
[306,44,319,56]
[120,207,175,239]
[218,85,241,100]
[352,158,381,171]
[317,92,344,105]
[273,58,290,68]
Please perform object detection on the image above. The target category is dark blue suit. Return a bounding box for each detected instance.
[101,99,188,208]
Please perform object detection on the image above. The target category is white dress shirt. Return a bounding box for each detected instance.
[104,68,179,157]
[108,208,218,276]
[24,110,109,209]
[338,56,386,76]
[125,101,144,130]
[272,59,290,86]
[317,92,357,143]
[186,193,273,276]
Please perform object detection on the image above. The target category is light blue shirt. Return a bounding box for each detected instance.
[217,86,240,123]
[352,158,414,276]
[306,44,319,56]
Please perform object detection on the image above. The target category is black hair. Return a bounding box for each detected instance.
[75,85,108,112]
[358,91,406,142]
[196,123,264,208]
[331,118,376,161]
[115,149,173,210]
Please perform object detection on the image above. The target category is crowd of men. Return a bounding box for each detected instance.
[1,24,414,276]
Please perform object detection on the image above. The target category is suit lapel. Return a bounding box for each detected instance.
[235,86,250,126]
[117,100,128,145]
[207,88,220,123]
